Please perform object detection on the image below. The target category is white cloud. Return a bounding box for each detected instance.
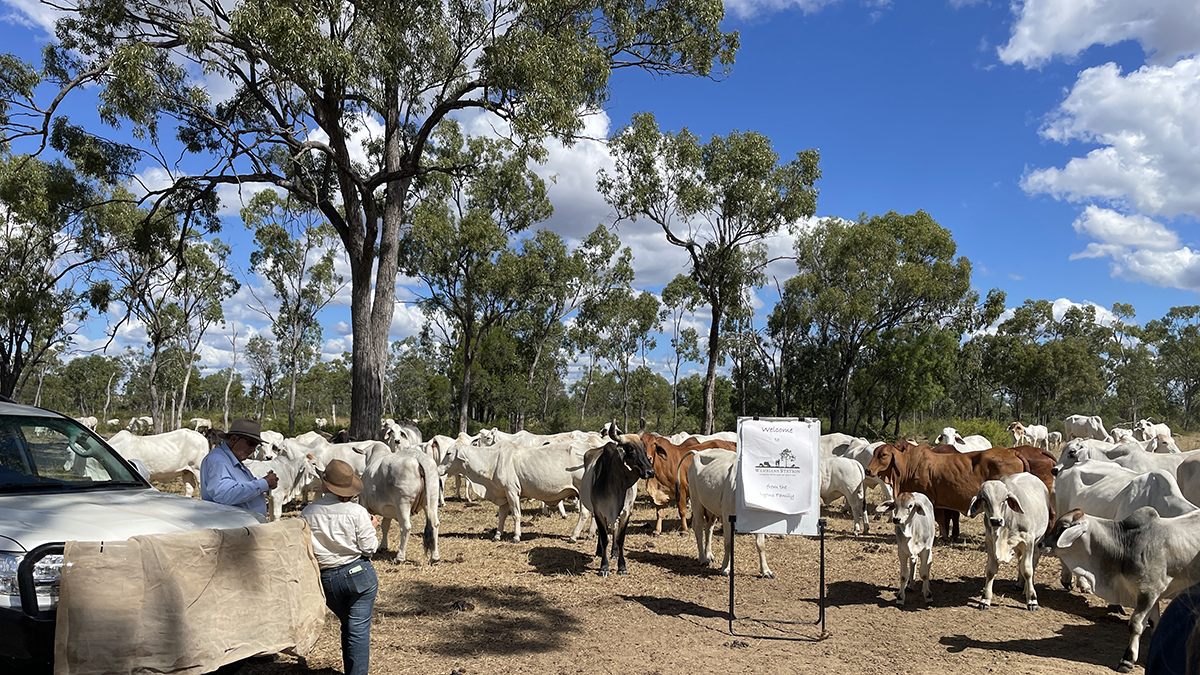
[721,0,841,21]
[998,0,1200,68]
[1,0,61,34]
[1022,58,1200,219]
[1070,205,1180,252]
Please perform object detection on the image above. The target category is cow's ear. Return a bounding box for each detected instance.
[1005,495,1024,514]
[912,503,925,516]
[955,434,966,445]
[1056,520,1088,548]
[655,445,668,458]
[967,496,981,518]
[875,501,896,514]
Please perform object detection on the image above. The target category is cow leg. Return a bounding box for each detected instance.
[380,517,392,552]
[438,475,447,507]
[1019,542,1038,611]
[508,491,524,543]
[651,504,665,537]
[896,547,909,606]
[569,500,593,543]
[393,503,414,563]
[595,519,610,577]
[615,514,631,575]
[557,501,568,519]
[980,547,998,610]
[919,549,933,605]
[848,488,865,536]
[1059,559,1074,590]
[719,516,734,576]
[495,503,511,542]
[182,470,198,498]
[694,508,712,566]
[949,511,960,541]
[755,534,774,579]
[935,509,949,541]
[677,488,691,536]
[1120,590,1163,673]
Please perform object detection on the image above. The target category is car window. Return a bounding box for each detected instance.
[0,416,141,490]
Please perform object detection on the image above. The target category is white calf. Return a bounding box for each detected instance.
[968,474,1050,610]
[935,427,990,452]
[877,492,936,606]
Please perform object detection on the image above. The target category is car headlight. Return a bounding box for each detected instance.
[0,552,63,603]
[0,553,19,596]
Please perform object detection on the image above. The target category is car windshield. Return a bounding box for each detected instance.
[0,415,143,491]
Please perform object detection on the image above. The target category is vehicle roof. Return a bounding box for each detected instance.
[0,401,64,418]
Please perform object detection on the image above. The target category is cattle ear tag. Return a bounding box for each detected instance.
[1006,495,1024,514]
[1056,521,1088,548]
[875,502,895,514]
[967,497,981,518]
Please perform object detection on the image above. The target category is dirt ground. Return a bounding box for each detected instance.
[233,484,1151,675]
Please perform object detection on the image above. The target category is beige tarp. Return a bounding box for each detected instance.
[53,519,326,675]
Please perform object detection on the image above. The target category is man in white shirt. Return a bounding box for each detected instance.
[302,459,378,675]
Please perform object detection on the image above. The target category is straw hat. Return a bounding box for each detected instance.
[323,459,363,497]
[227,418,263,445]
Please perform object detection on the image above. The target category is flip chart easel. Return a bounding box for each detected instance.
[728,416,829,641]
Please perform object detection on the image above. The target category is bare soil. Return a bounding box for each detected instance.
[234,487,1145,675]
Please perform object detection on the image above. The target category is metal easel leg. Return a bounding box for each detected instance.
[728,514,736,631]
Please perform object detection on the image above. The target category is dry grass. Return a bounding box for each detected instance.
[200,484,1149,675]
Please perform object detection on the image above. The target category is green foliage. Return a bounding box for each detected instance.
[600,112,820,431]
[3,0,740,436]
[785,210,980,431]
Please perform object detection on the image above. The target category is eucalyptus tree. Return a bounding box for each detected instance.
[1148,306,1200,430]
[400,123,552,433]
[510,224,633,430]
[0,154,110,400]
[787,211,977,431]
[59,354,124,418]
[2,0,737,440]
[169,238,238,429]
[244,335,279,422]
[660,274,702,428]
[243,191,342,433]
[597,289,660,430]
[600,112,820,432]
[96,195,197,432]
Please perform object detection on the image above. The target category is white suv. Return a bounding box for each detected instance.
[0,398,263,670]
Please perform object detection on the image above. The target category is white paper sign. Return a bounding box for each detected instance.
[739,420,817,515]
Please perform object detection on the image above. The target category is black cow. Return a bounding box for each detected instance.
[581,423,655,577]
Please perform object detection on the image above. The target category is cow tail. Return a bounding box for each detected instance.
[675,450,700,505]
[419,460,439,558]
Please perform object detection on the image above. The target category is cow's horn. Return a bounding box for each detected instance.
[608,420,621,441]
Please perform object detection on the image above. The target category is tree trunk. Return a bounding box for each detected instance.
[103,371,116,423]
[457,329,476,434]
[149,342,162,434]
[701,303,723,434]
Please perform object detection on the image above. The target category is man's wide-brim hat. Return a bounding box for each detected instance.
[323,459,363,497]
[227,418,264,445]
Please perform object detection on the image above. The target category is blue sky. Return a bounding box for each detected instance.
[3,0,1199,380]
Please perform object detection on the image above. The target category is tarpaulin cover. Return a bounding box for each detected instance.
[53,519,325,675]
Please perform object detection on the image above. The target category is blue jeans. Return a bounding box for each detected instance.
[319,559,378,675]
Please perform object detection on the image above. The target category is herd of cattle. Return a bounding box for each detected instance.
[84,413,1197,672]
